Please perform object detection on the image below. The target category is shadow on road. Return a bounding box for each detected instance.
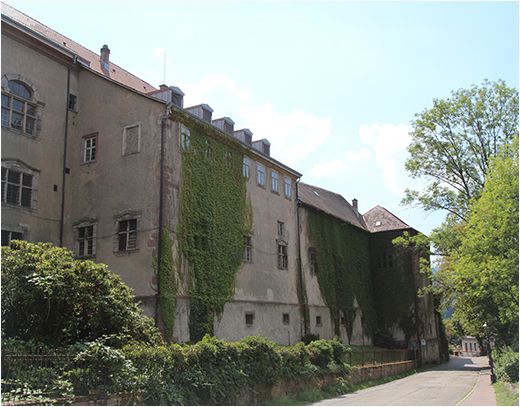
[427,355,490,372]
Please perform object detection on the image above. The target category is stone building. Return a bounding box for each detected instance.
[1,3,441,361]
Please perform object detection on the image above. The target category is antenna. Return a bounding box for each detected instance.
[163,49,166,84]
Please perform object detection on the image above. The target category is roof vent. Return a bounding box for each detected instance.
[212,117,235,135]
[252,139,271,156]
[233,129,253,145]
[375,221,382,226]
[150,85,184,108]
[313,191,320,197]
[185,104,213,123]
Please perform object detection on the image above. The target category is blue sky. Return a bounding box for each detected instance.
[7,0,518,234]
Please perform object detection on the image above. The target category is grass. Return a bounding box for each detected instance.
[265,368,422,405]
[493,381,519,406]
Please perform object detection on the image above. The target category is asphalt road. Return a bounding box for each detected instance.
[312,356,490,406]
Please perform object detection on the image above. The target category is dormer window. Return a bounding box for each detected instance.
[2,80,37,135]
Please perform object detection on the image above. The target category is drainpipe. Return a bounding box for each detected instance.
[295,179,309,336]
[59,58,75,247]
[155,102,174,330]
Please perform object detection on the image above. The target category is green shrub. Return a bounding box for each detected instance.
[2,241,161,346]
[306,339,335,368]
[493,347,519,383]
[239,336,282,385]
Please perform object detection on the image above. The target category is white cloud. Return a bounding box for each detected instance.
[307,147,372,179]
[358,123,412,196]
[179,74,332,168]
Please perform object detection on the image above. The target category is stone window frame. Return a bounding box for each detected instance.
[73,217,97,258]
[113,210,141,254]
[282,313,290,325]
[284,176,292,200]
[277,221,285,237]
[316,315,322,327]
[1,74,44,139]
[180,124,190,150]
[122,122,141,156]
[1,229,24,246]
[245,311,255,327]
[277,240,288,270]
[271,170,279,194]
[243,235,253,263]
[242,157,250,179]
[1,159,39,211]
[82,133,98,164]
[256,163,266,188]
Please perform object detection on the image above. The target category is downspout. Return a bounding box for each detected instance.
[155,102,174,329]
[59,57,75,246]
[295,179,309,336]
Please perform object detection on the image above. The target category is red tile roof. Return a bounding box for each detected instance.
[2,3,157,94]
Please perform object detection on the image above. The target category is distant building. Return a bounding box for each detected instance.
[1,3,442,362]
[461,336,481,357]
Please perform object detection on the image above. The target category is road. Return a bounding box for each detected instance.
[312,356,493,406]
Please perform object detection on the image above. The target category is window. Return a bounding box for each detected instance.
[316,316,322,326]
[180,125,190,150]
[1,167,33,208]
[118,219,137,251]
[309,247,317,275]
[2,80,37,135]
[242,157,250,179]
[1,230,23,246]
[245,312,254,327]
[68,94,78,111]
[256,163,265,187]
[277,221,285,237]
[77,225,95,257]
[284,176,292,199]
[271,171,279,193]
[277,243,288,270]
[83,134,97,163]
[243,235,252,263]
[283,313,290,325]
[122,123,140,156]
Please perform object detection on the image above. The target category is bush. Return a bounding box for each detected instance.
[493,347,519,383]
[1,241,161,345]
[306,339,335,368]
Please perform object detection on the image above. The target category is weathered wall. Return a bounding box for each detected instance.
[1,32,71,245]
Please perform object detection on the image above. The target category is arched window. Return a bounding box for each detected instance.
[2,79,37,135]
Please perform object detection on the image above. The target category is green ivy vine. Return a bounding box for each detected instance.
[158,230,176,341]
[306,209,377,340]
[175,112,248,342]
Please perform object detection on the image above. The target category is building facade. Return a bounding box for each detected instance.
[2,3,441,361]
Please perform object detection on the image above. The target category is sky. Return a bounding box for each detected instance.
[6,0,518,234]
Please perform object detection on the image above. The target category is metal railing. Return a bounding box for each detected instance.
[348,349,417,366]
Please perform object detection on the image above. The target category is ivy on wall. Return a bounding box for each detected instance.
[158,230,176,342]
[306,209,377,340]
[175,112,248,342]
[371,232,417,341]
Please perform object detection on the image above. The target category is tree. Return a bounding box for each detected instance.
[449,139,518,346]
[1,240,161,345]
[404,79,518,222]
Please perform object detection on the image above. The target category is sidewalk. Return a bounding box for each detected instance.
[459,360,497,406]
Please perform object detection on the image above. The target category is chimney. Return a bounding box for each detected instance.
[233,129,253,146]
[252,139,271,156]
[100,45,110,71]
[212,117,235,135]
[352,198,358,212]
[185,104,213,123]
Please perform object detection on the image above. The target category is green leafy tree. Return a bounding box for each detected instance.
[1,241,161,345]
[404,79,518,221]
[449,139,518,345]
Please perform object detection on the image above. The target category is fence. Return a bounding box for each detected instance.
[348,348,417,366]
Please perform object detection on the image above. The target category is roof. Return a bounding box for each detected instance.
[362,205,413,233]
[298,183,367,231]
[2,3,156,94]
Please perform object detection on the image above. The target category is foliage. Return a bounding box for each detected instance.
[492,347,519,383]
[306,209,377,339]
[157,230,177,341]
[493,381,519,406]
[449,139,518,344]
[176,112,248,341]
[1,241,161,345]
[403,79,518,221]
